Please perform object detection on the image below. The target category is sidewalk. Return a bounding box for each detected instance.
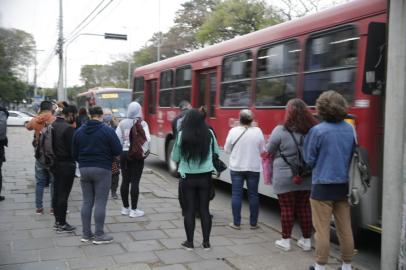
[0,127,356,270]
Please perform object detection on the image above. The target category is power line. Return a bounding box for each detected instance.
[66,0,114,44]
[65,0,106,41]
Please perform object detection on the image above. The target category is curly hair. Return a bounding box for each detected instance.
[284,98,318,134]
[316,90,348,122]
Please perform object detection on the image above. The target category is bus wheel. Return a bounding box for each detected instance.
[166,139,178,177]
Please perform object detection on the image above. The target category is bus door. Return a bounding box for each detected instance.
[145,79,158,140]
[196,69,217,125]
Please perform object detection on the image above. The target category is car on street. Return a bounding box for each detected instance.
[7,110,33,126]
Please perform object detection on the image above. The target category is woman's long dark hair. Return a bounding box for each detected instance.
[284,98,318,134]
[180,109,211,164]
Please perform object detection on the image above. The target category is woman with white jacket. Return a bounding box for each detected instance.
[116,102,150,218]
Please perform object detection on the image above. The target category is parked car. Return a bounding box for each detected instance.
[21,111,36,117]
[7,111,33,126]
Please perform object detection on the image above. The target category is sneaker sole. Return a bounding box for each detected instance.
[181,245,194,251]
[81,238,91,243]
[275,243,291,251]
[56,230,75,234]
[297,242,311,251]
[129,214,144,218]
[92,240,113,245]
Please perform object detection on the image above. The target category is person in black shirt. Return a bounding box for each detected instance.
[0,105,8,201]
[51,105,77,233]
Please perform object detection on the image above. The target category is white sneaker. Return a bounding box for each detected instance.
[121,207,130,215]
[275,238,291,251]
[129,209,144,218]
[297,237,311,251]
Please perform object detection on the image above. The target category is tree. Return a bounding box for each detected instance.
[173,0,220,50]
[273,0,350,20]
[196,0,283,45]
[0,27,35,103]
[0,28,35,76]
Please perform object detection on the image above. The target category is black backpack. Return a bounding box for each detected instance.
[279,129,312,179]
[35,123,55,168]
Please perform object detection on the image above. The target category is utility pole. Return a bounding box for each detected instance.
[57,0,65,101]
[381,0,406,269]
[157,0,161,61]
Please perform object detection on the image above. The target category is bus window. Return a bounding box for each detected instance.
[255,40,300,107]
[134,76,144,105]
[304,27,358,105]
[174,66,192,107]
[95,91,132,118]
[220,52,252,107]
[159,70,173,107]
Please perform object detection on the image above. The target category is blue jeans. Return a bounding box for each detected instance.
[80,167,111,238]
[35,160,54,209]
[230,170,260,226]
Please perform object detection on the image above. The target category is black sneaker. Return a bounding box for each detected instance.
[56,223,76,233]
[92,234,114,245]
[202,242,211,251]
[0,196,5,201]
[53,222,59,230]
[112,192,118,199]
[308,266,315,270]
[81,234,95,243]
[181,241,194,251]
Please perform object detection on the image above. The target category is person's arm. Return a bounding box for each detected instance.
[115,123,124,146]
[110,128,123,157]
[266,125,282,154]
[72,131,79,162]
[142,121,151,142]
[258,128,266,154]
[171,132,181,162]
[224,129,234,154]
[64,126,75,159]
[210,130,220,155]
[303,128,319,168]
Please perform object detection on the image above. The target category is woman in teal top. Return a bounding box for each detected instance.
[171,109,220,251]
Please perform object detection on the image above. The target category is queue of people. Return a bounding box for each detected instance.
[18,90,354,270]
[172,91,355,270]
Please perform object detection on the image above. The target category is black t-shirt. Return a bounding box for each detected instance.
[311,183,348,201]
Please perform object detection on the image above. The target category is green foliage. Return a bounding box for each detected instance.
[196,0,283,45]
[0,27,35,103]
[80,61,130,89]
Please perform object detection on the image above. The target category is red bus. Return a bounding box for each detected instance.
[133,0,386,232]
[77,87,132,119]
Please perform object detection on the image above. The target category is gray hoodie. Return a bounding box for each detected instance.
[116,102,150,151]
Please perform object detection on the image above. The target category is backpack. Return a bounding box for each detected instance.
[35,123,55,168]
[348,126,370,206]
[0,111,7,142]
[279,128,312,184]
[128,119,150,160]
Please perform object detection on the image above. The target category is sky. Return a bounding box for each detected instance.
[0,0,186,88]
[0,0,346,89]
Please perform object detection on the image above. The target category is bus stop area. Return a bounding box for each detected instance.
[0,127,373,270]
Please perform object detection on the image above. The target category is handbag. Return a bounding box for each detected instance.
[211,133,227,176]
[261,152,274,185]
[347,126,370,206]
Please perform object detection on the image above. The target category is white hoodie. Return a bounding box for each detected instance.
[116,102,150,151]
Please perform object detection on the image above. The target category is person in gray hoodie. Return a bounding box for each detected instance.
[116,102,150,218]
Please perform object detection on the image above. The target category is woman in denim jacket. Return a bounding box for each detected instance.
[304,91,355,270]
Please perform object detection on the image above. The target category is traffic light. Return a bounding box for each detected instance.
[104,33,127,40]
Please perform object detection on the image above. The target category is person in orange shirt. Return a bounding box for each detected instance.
[26,100,56,215]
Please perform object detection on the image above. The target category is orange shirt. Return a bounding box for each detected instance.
[25,111,56,136]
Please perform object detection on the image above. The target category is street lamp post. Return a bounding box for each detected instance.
[64,32,127,97]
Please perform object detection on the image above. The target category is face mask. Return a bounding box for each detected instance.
[103,114,113,123]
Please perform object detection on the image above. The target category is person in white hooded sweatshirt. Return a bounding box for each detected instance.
[116,102,150,218]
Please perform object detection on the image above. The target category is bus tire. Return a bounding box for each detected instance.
[166,139,179,177]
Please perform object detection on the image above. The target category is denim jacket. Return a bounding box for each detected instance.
[303,121,354,184]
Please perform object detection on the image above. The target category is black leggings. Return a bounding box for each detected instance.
[120,152,144,210]
[181,172,212,243]
[52,161,75,225]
